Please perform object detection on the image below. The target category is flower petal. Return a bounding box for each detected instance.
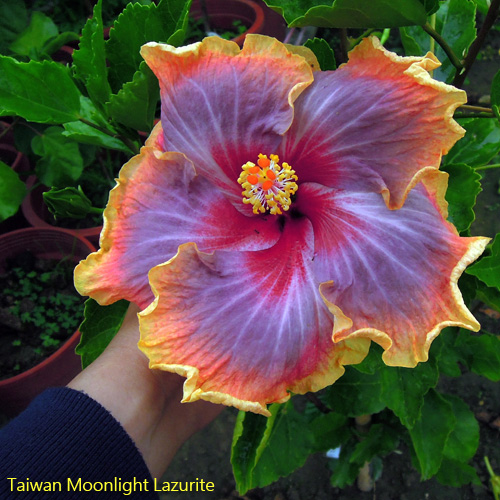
[138,217,370,416]
[281,36,466,209]
[74,132,281,308]
[295,175,489,367]
[141,35,314,211]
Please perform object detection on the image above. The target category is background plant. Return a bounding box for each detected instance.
[1,0,500,495]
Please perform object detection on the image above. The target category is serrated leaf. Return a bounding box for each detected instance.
[31,126,84,187]
[106,0,191,93]
[441,163,482,233]
[400,0,476,83]
[76,298,129,368]
[409,389,455,479]
[72,0,111,107]
[444,118,500,167]
[263,0,430,28]
[107,62,159,132]
[0,161,26,221]
[304,38,336,70]
[9,11,58,59]
[467,233,500,289]
[0,56,82,123]
[381,357,439,429]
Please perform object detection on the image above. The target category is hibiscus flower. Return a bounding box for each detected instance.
[74,35,489,416]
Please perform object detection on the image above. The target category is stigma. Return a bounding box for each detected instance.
[237,154,298,215]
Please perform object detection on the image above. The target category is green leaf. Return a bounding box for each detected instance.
[0,161,26,221]
[0,0,28,54]
[63,97,132,153]
[435,393,480,486]
[107,62,159,132]
[106,0,191,92]
[349,423,400,465]
[31,126,84,187]
[0,56,82,123]
[467,233,500,289]
[324,363,386,417]
[436,458,480,486]
[72,0,111,107]
[9,11,58,59]
[43,186,96,219]
[308,411,350,452]
[329,437,360,488]
[251,402,316,489]
[471,0,491,15]
[304,38,336,70]
[476,281,500,313]
[441,163,482,233]
[444,118,500,167]
[76,298,129,368]
[433,327,463,377]
[441,394,478,463]
[400,0,476,83]
[380,356,439,429]
[231,404,280,495]
[455,329,500,381]
[263,0,430,28]
[41,31,80,58]
[408,389,455,479]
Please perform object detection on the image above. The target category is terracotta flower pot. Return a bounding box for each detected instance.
[190,0,266,46]
[22,176,103,246]
[0,227,96,417]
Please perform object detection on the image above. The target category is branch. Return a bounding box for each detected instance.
[453,0,500,88]
[422,23,463,71]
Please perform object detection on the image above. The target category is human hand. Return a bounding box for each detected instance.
[68,304,223,477]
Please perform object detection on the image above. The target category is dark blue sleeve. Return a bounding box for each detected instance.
[0,387,159,499]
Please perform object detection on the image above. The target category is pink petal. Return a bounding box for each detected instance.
[74,129,281,308]
[280,37,466,209]
[141,35,314,212]
[138,217,370,415]
[295,176,489,367]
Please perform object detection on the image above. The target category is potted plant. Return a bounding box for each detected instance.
[0,227,95,417]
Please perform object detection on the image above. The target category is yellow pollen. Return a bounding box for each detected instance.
[237,154,298,215]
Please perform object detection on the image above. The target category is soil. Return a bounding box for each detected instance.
[0,252,84,380]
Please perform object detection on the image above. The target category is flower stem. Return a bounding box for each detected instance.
[453,0,500,88]
[79,117,140,155]
[422,23,463,71]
